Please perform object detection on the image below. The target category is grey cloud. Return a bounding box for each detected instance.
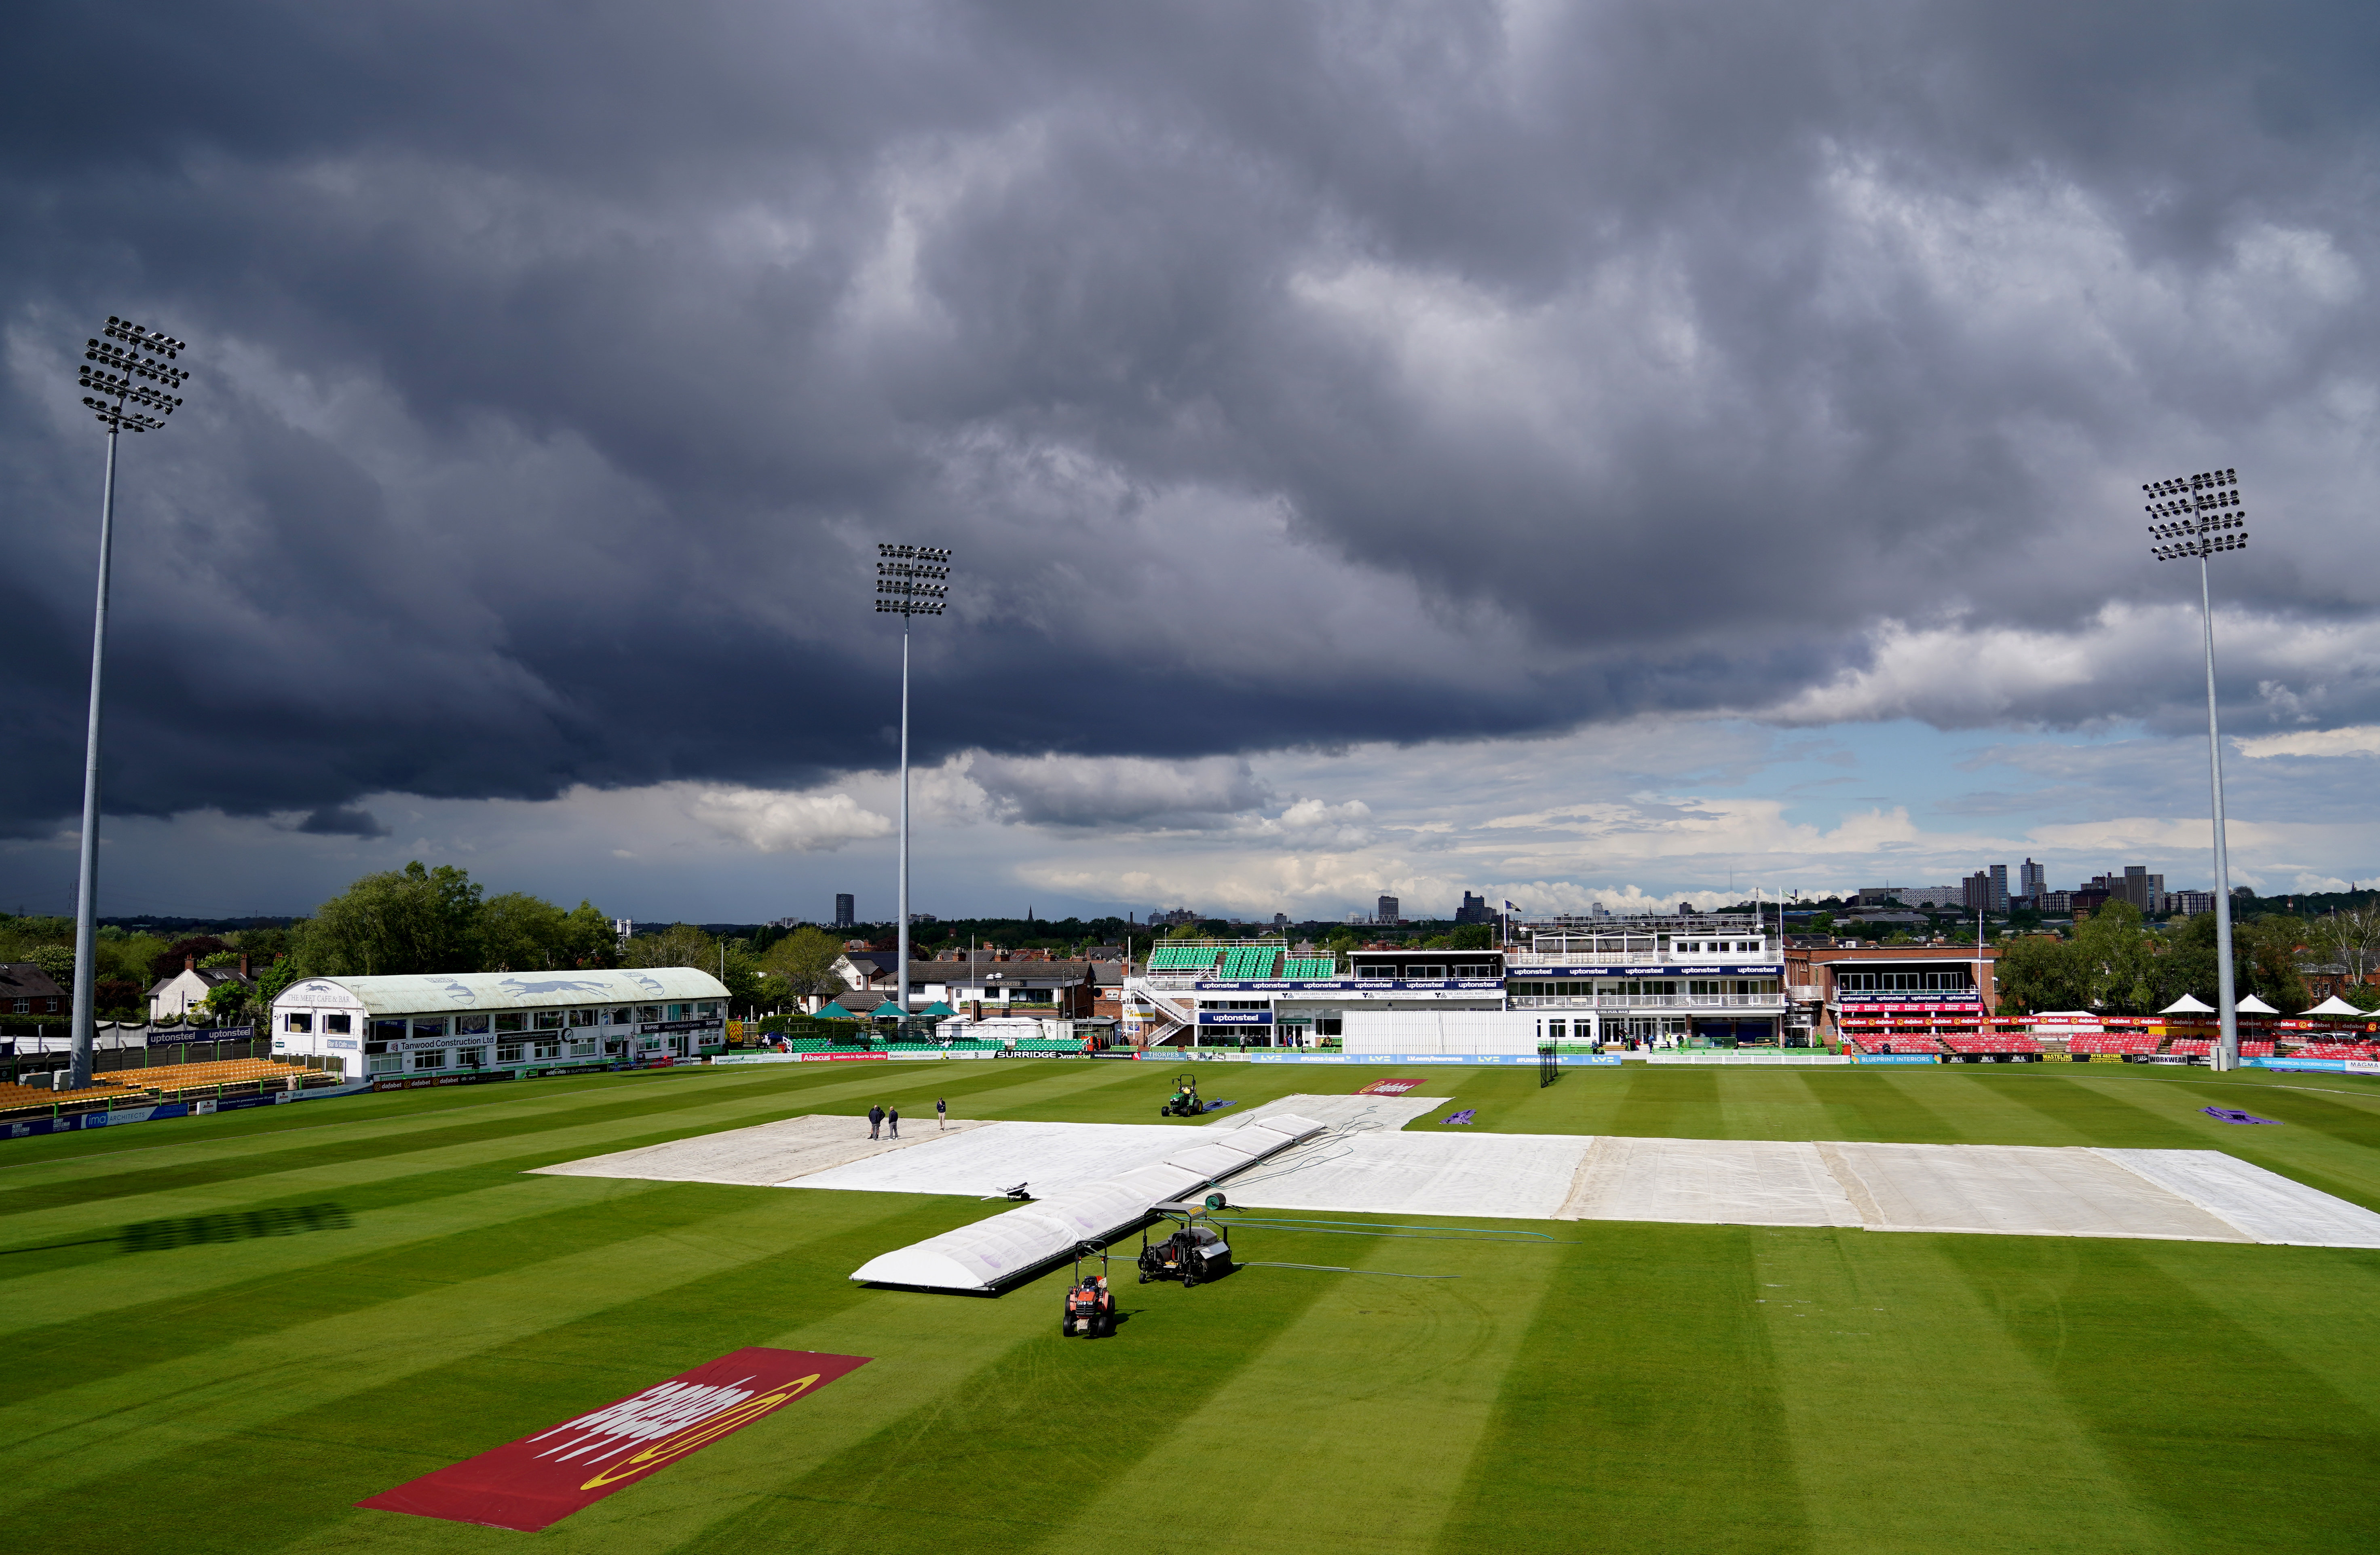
[5,0,2379,838]
[292,805,391,838]
[970,754,1271,827]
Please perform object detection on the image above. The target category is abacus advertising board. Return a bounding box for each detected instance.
[358,1348,870,1530]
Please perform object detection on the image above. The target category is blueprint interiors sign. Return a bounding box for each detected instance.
[359,1349,869,1530]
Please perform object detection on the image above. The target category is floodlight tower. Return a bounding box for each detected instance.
[2143,467,2251,1071]
[874,543,952,1027]
[66,318,191,1088]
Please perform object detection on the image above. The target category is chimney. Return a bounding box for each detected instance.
[185,954,195,972]
[240,954,251,978]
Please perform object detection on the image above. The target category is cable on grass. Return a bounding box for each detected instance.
[1240,1261,1455,1279]
[1215,1215,1565,1244]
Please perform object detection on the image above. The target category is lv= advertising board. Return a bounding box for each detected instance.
[360,1348,870,1531]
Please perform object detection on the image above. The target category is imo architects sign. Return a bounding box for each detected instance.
[360,1348,869,1531]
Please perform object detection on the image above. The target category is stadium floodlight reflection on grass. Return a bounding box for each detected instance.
[874,542,954,1027]
[2142,465,2249,1071]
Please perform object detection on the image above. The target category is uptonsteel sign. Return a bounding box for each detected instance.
[359,1348,869,1531]
[1192,978,1508,991]
[1506,965,1786,978]
[1197,1011,1275,1025]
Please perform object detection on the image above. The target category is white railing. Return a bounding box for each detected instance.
[1509,993,1784,1010]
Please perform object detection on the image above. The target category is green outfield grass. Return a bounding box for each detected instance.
[4,1060,2378,1554]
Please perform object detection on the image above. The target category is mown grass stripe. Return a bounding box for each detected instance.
[0,1076,954,1241]
[1039,1222,1563,1555]
[63,1191,970,1555]
[664,1242,1348,1553]
[1434,1221,1812,1555]
[0,1187,950,1507]
[1603,1066,1722,1139]
[2,1178,707,1405]
[1943,1234,2380,1553]
[1754,1228,2177,1553]
[0,1057,1145,1200]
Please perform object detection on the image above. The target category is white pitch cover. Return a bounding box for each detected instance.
[849,1115,1324,1291]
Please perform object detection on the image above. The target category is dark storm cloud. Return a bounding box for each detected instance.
[292,805,389,838]
[4,0,2378,835]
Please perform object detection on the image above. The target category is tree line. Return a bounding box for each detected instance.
[0,862,866,1024]
[1992,901,2380,1016]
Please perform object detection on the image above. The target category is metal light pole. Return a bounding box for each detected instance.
[2145,467,2250,1070]
[874,544,952,1031]
[66,319,190,1088]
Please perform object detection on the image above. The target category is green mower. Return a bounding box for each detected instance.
[1160,1071,1202,1117]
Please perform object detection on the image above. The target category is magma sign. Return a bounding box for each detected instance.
[359,1348,870,1530]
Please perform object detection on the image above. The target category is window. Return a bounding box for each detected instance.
[698,1001,719,1017]
[285,1012,312,1033]
[324,1013,352,1034]
[637,1006,661,1024]
[456,1014,491,1035]
[667,1004,688,1021]
[610,1007,633,1025]
[413,1017,448,1039]
[494,1013,526,1033]
[413,1049,446,1071]
[1546,1020,1567,1039]
[1406,965,1446,979]
[534,1039,560,1061]
[532,1010,564,1030]
[367,1054,402,1075]
[568,1039,597,1058]
[456,1047,485,1068]
[11,999,26,1014]
[496,1043,524,1064]
[374,1018,406,1043]
[569,1009,597,1028]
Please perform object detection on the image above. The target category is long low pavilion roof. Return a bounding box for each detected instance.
[272,968,729,1016]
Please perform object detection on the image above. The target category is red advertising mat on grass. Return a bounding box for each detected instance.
[359,1348,869,1531]
[1358,1078,1425,1095]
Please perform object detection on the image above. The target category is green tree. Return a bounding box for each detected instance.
[296,861,484,975]
[623,923,719,973]
[2068,902,2161,1012]
[2160,911,2247,1010]
[717,940,767,1014]
[2237,915,2311,1013]
[762,925,846,1003]
[1994,933,2087,1014]
[477,892,569,971]
[30,944,73,982]
[558,901,618,968]
[203,977,252,1024]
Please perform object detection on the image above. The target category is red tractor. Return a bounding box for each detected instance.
[1063,1245,1117,1337]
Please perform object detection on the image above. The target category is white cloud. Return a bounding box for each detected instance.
[2235,725,2380,758]
[680,786,893,854]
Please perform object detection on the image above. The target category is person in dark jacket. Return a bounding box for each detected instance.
[936,1095,948,1130]
[887,1103,900,1139]
[867,1103,884,1139]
